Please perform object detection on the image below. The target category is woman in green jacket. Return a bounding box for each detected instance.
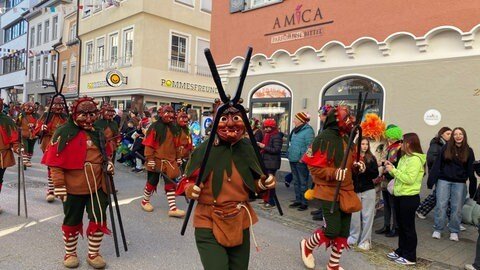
[384,133,426,266]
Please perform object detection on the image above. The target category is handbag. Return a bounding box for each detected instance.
[212,203,245,247]
[339,190,362,213]
[387,179,395,195]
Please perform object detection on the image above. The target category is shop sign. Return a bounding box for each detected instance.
[87,81,109,89]
[252,84,291,99]
[265,4,334,44]
[424,109,442,126]
[161,79,218,94]
[106,70,126,87]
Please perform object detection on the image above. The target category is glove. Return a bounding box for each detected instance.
[353,161,366,173]
[41,124,48,131]
[54,186,67,202]
[107,161,114,175]
[186,184,202,200]
[258,174,276,190]
[335,168,347,182]
[147,160,156,169]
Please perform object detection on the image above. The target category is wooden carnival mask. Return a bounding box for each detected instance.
[72,97,99,130]
[158,105,175,124]
[217,107,245,144]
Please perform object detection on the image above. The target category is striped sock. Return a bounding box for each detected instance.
[327,245,343,269]
[166,191,177,211]
[63,231,79,258]
[88,231,104,259]
[306,231,321,251]
[47,177,54,195]
[142,187,152,205]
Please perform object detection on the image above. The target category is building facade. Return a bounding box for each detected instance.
[0,0,35,103]
[24,0,70,105]
[211,0,480,149]
[79,0,215,118]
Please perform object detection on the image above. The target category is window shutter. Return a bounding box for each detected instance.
[230,0,245,13]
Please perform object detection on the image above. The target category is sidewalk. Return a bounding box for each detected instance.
[253,172,477,270]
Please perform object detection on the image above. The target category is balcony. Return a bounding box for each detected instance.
[168,59,212,77]
[81,56,133,74]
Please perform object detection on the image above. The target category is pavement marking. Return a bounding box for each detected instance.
[113,196,144,207]
[0,223,27,237]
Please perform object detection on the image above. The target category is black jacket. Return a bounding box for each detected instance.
[428,146,477,198]
[262,132,284,171]
[426,136,446,171]
[353,156,379,193]
[253,129,263,143]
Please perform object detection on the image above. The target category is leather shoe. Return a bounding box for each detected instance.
[297,204,308,211]
[310,209,322,216]
[375,226,391,234]
[385,229,398,237]
[289,202,302,208]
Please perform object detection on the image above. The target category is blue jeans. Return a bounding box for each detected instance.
[474,226,480,269]
[289,162,310,206]
[433,179,466,233]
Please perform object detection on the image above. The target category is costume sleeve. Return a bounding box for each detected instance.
[50,166,66,188]
[390,157,422,185]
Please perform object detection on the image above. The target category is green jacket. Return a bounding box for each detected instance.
[390,152,426,196]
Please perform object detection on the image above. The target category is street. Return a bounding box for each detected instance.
[0,146,374,270]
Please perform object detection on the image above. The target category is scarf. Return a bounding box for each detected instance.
[261,128,278,154]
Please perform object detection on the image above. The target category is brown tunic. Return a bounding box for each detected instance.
[144,128,179,178]
[40,115,66,152]
[194,163,258,230]
[50,136,107,195]
[0,127,18,169]
[176,130,192,159]
[19,114,37,139]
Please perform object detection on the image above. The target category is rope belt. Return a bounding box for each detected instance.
[236,203,259,252]
[84,162,103,224]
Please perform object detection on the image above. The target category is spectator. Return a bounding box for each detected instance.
[416,127,452,219]
[249,117,264,142]
[287,112,314,211]
[257,118,283,209]
[348,137,379,251]
[465,170,480,270]
[429,127,477,241]
[376,124,403,238]
[385,133,426,265]
[114,109,122,126]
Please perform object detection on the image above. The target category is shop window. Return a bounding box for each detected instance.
[201,0,212,12]
[250,82,292,156]
[321,76,384,128]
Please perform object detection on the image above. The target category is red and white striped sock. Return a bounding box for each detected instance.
[63,231,79,258]
[88,231,104,259]
[47,177,54,195]
[142,186,153,205]
[166,191,177,211]
[306,231,321,251]
[327,245,344,270]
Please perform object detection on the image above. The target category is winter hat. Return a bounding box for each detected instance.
[384,124,403,141]
[295,112,310,123]
[263,118,276,128]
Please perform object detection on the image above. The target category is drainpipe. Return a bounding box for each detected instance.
[75,0,81,98]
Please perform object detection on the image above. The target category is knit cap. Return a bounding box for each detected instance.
[295,112,310,123]
[384,124,403,140]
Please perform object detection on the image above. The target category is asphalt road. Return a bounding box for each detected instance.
[0,146,374,269]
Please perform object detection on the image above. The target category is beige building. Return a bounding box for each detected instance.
[78,0,215,117]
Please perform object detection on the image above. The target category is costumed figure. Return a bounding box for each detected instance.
[140,105,185,217]
[176,100,276,270]
[0,98,20,214]
[17,101,39,167]
[300,105,363,270]
[34,97,68,202]
[95,103,120,160]
[174,108,193,172]
[42,96,114,269]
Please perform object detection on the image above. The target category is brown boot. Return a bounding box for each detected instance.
[141,184,154,212]
[62,227,80,268]
[63,254,79,268]
[87,255,106,269]
[141,201,154,212]
[46,193,55,202]
[168,209,185,218]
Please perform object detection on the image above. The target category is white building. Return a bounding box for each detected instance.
[24,0,68,104]
[0,0,37,103]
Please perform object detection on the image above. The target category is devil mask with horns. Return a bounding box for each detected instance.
[71,96,99,130]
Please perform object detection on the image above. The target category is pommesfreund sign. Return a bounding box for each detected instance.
[265,4,334,44]
[161,79,218,94]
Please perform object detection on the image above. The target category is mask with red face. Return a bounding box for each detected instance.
[176,111,189,127]
[335,105,355,134]
[51,97,65,114]
[100,103,115,121]
[217,107,245,144]
[158,105,175,124]
[22,102,35,115]
[71,96,99,130]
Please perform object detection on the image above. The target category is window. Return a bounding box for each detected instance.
[2,52,25,74]
[36,58,41,80]
[83,0,92,17]
[85,41,94,72]
[29,59,34,80]
[37,24,42,46]
[44,20,50,42]
[109,33,118,65]
[123,28,133,65]
[170,33,188,71]
[69,23,76,42]
[5,0,23,9]
[196,39,210,76]
[51,55,57,77]
[249,0,282,9]
[69,62,76,84]
[4,20,26,43]
[175,0,194,7]
[61,60,68,80]
[96,37,105,71]
[30,27,35,47]
[201,0,212,12]
[52,16,59,40]
[94,0,102,13]
[43,56,49,79]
